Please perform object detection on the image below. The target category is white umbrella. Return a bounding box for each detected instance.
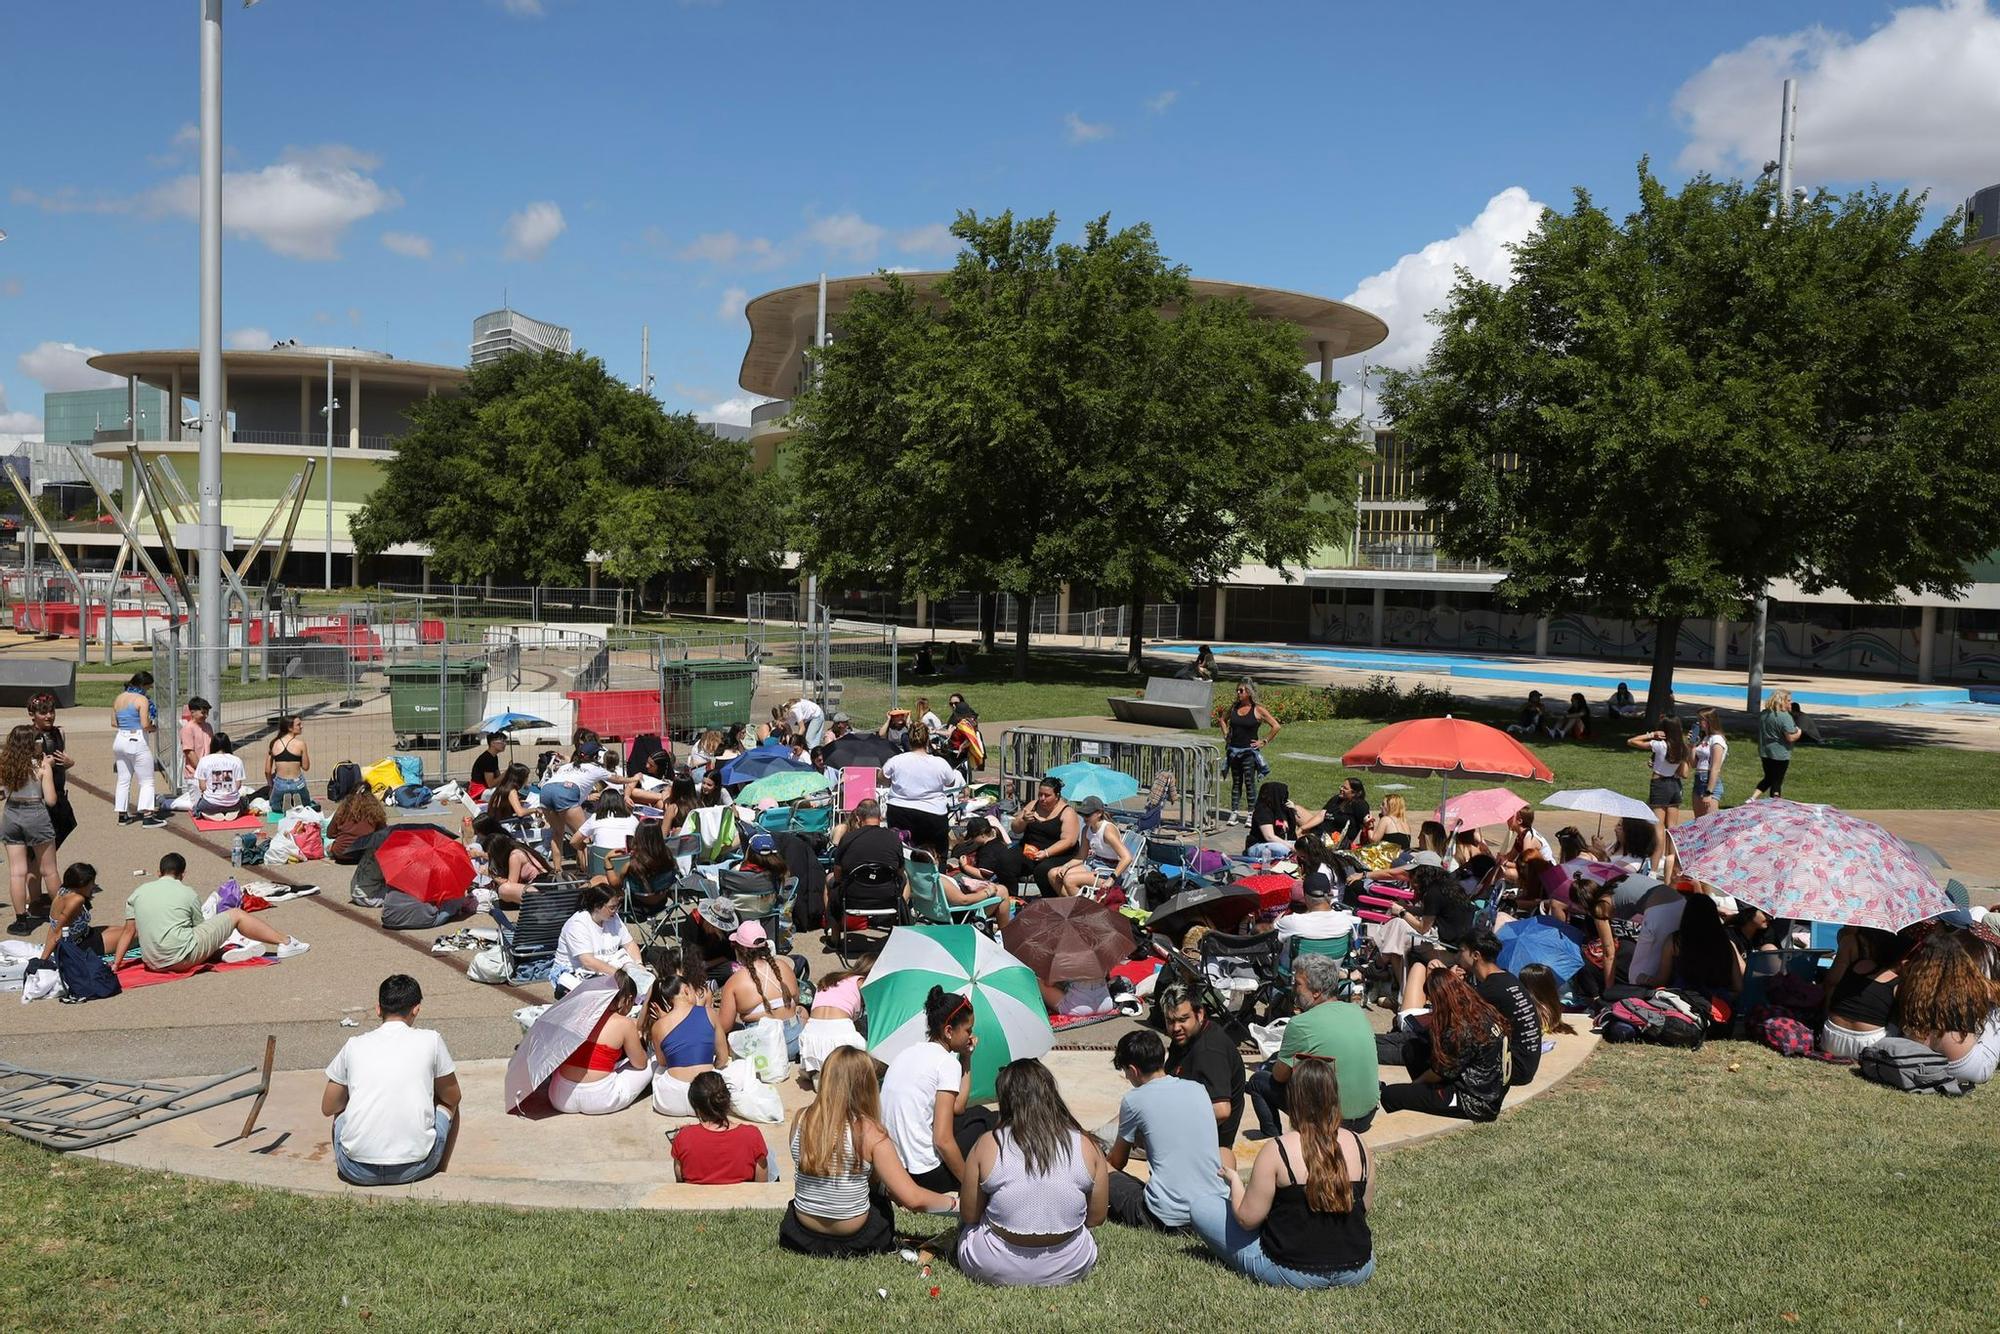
[1543,788,1656,822]
[504,973,618,1113]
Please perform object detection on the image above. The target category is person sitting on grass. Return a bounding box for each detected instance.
[112,852,307,971]
[1819,926,1905,1060]
[1190,1058,1375,1290]
[190,732,248,819]
[880,986,993,1193]
[1894,930,2000,1086]
[670,1071,769,1184]
[1105,1030,1229,1233]
[553,883,644,996]
[1633,891,1743,1003]
[1608,682,1642,718]
[1378,966,1507,1121]
[1504,691,1547,738]
[953,1058,1110,1288]
[1246,954,1380,1140]
[781,1046,957,1258]
[545,968,653,1116]
[321,973,460,1187]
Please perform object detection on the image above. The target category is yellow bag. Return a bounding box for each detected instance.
[361,758,405,795]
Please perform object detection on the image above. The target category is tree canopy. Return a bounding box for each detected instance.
[352,350,780,599]
[1380,162,2000,709]
[787,209,1362,676]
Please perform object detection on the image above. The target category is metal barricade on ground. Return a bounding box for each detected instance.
[997,724,1220,834]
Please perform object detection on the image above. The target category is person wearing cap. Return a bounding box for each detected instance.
[1274,875,1358,944]
[469,732,507,796]
[827,711,853,740]
[715,917,805,1064]
[1054,796,1133,896]
[829,799,905,927]
[1504,691,1547,739]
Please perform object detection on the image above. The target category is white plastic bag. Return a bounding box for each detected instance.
[719,1057,785,1122]
[727,1017,790,1084]
[466,945,508,984]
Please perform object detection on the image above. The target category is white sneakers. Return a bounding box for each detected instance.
[221,943,265,963]
[273,937,311,959]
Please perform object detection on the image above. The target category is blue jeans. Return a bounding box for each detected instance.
[1188,1194,1374,1289]
[1247,1062,1287,1136]
[272,776,310,809]
[333,1108,451,1186]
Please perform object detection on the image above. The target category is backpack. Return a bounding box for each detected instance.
[1857,1037,1975,1096]
[391,783,434,809]
[1596,989,1707,1048]
[54,936,121,1002]
[326,761,363,802]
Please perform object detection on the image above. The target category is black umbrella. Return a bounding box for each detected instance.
[823,732,902,768]
[1144,882,1261,939]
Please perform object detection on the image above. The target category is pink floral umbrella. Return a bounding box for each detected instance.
[1437,786,1530,832]
[1668,800,1957,932]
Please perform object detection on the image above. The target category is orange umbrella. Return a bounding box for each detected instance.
[1342,716,1553,810]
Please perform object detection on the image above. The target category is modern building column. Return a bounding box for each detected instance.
[1917,605,1937,683]
[1370,587,1385,648]
[587,560,598,596]
[1712,615,1729,670]
[1318,340,1332,385]
[1213,587,1229,641]
[347,368,362,451]
[170,368,183,439]
[1534,615,1550,657]
[421,557,431,594]
[704,571,717,615]
[298,375,309,439]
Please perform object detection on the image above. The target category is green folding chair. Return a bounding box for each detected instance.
[906,849,1002,930]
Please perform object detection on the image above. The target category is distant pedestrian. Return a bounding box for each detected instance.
[1220,681,1280,820]
[109,670,161,826]
[1754,689,1803,799]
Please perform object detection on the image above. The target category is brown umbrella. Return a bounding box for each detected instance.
[1001,896,1136,984]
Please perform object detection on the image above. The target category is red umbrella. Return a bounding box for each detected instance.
[1343,715,1553,810]
[1231,873,1298,911]
[1001,897,1136,984]
[373,826,475,905]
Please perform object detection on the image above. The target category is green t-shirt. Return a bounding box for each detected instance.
[125,877,204,966]
[1276,997,1380,1116]
[1759,709,1795,761]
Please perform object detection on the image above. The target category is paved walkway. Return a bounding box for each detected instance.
[81,1033,1599,1210]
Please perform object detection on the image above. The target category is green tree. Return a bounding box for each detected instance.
[354,351,777,600]
[789,209,1359,678]
[1380,163,2000,716]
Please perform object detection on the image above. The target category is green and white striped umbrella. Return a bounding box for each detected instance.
[862,925,1053,1103]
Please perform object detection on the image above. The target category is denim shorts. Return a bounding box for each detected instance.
[1694,774,1723,801]
[540,781,583,813]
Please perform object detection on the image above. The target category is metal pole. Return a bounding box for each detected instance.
[324,356,334,590]
[195,0,225,706]
[1747,78,1796,717]
[640,324,650,397]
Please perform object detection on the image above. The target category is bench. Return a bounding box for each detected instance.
[1108,675,1214,730]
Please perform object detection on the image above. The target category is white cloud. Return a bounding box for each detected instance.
[499,0,544,14]
[381,230,433,259]
[140,143,401,260]
[225,327,274,350]
[1674,0,2000,197]
[895,222,957,256]
[1065,112,1112,144]
[802,211,887,260]
[0,382,40,434]
[717,286,750,321]
[18,341,122,392]
[501,201,566,261]
[697,394,774,427]
[679,230,779,266]
[1146,89,1179,114]
[10,186,128,216]
[1336,186,1547,391]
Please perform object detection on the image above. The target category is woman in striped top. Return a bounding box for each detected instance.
[780,1046,957,1258]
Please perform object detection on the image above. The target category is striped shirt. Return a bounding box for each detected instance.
[791,1124,871,1220]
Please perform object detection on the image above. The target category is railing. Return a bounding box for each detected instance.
[1353,545,1494,573]
[89,428,400,450]
[749,399,793,429]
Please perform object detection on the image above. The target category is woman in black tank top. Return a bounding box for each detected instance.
[1010,777,1079,897]
[1220,682,1279,820]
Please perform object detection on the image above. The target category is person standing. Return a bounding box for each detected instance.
[1753,689,1802,800]
[26,691,74,852]
[1105,1030,1231,1231]
[3,725,59,936]
[1219,681,1280,822]
[178,696,213,785]
[109,670,161,827]
[321,974,461,1187]
[881,727,964,861]
[1628,717,1691,840]
[1691,707,1728,817]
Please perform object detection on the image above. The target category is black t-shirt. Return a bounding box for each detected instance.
[1324,797,1370,848]
[36,724,67,799]
[971,838,1026,890]
[835,824,905,875]
[1476,968,1543,1087]
[1419,881,1477,948]
[1167,1020,1247,1146]
[470,748,501,788]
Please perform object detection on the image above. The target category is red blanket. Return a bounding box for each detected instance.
[114,957,274,988]
[192,814,265,832]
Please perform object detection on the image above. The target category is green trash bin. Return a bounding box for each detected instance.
[386,660,490,740]
[666,660,757,736]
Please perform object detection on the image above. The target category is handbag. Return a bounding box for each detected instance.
[54,936,121,1001]
[467,944,508,984]
[719,1057,786,1122]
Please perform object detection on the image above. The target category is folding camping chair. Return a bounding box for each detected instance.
[488,876,585,984]
[839,767,880,817]
[585,845,631,883]
[830,861,906,967]
[906,849,1001,931]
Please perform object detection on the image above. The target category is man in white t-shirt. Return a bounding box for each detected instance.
[1274,878,1358,942]
[322,974,460,1186]
[191,733,248,818]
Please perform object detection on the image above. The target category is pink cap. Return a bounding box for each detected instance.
[728,921,768,949]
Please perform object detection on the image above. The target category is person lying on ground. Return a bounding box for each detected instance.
[116,852,307,971]
[322,973,460,1187]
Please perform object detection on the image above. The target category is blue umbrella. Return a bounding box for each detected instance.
[720,749,819,788]
[1496,916,1586,982]
[477,709,553,734]
[1044,762,1141,806]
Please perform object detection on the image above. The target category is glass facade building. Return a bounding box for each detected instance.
[42,386,172,445]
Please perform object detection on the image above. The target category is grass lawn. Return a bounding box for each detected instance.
[1,1043,1991,1331]
[926,649,2000,812]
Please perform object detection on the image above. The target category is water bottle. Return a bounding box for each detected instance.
[231,837,243,869]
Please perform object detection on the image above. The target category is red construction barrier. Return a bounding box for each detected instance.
[566,689,663,740]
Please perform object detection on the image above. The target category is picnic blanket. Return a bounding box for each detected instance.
[113,957,275,989]
[192,813,264,832]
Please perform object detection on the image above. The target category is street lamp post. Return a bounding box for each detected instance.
[320,358,336,588]
[194,0,228,704]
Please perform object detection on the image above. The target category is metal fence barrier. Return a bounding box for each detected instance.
[998,725,1220,834]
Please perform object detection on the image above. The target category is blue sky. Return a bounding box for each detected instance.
[5,0,1997,432]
